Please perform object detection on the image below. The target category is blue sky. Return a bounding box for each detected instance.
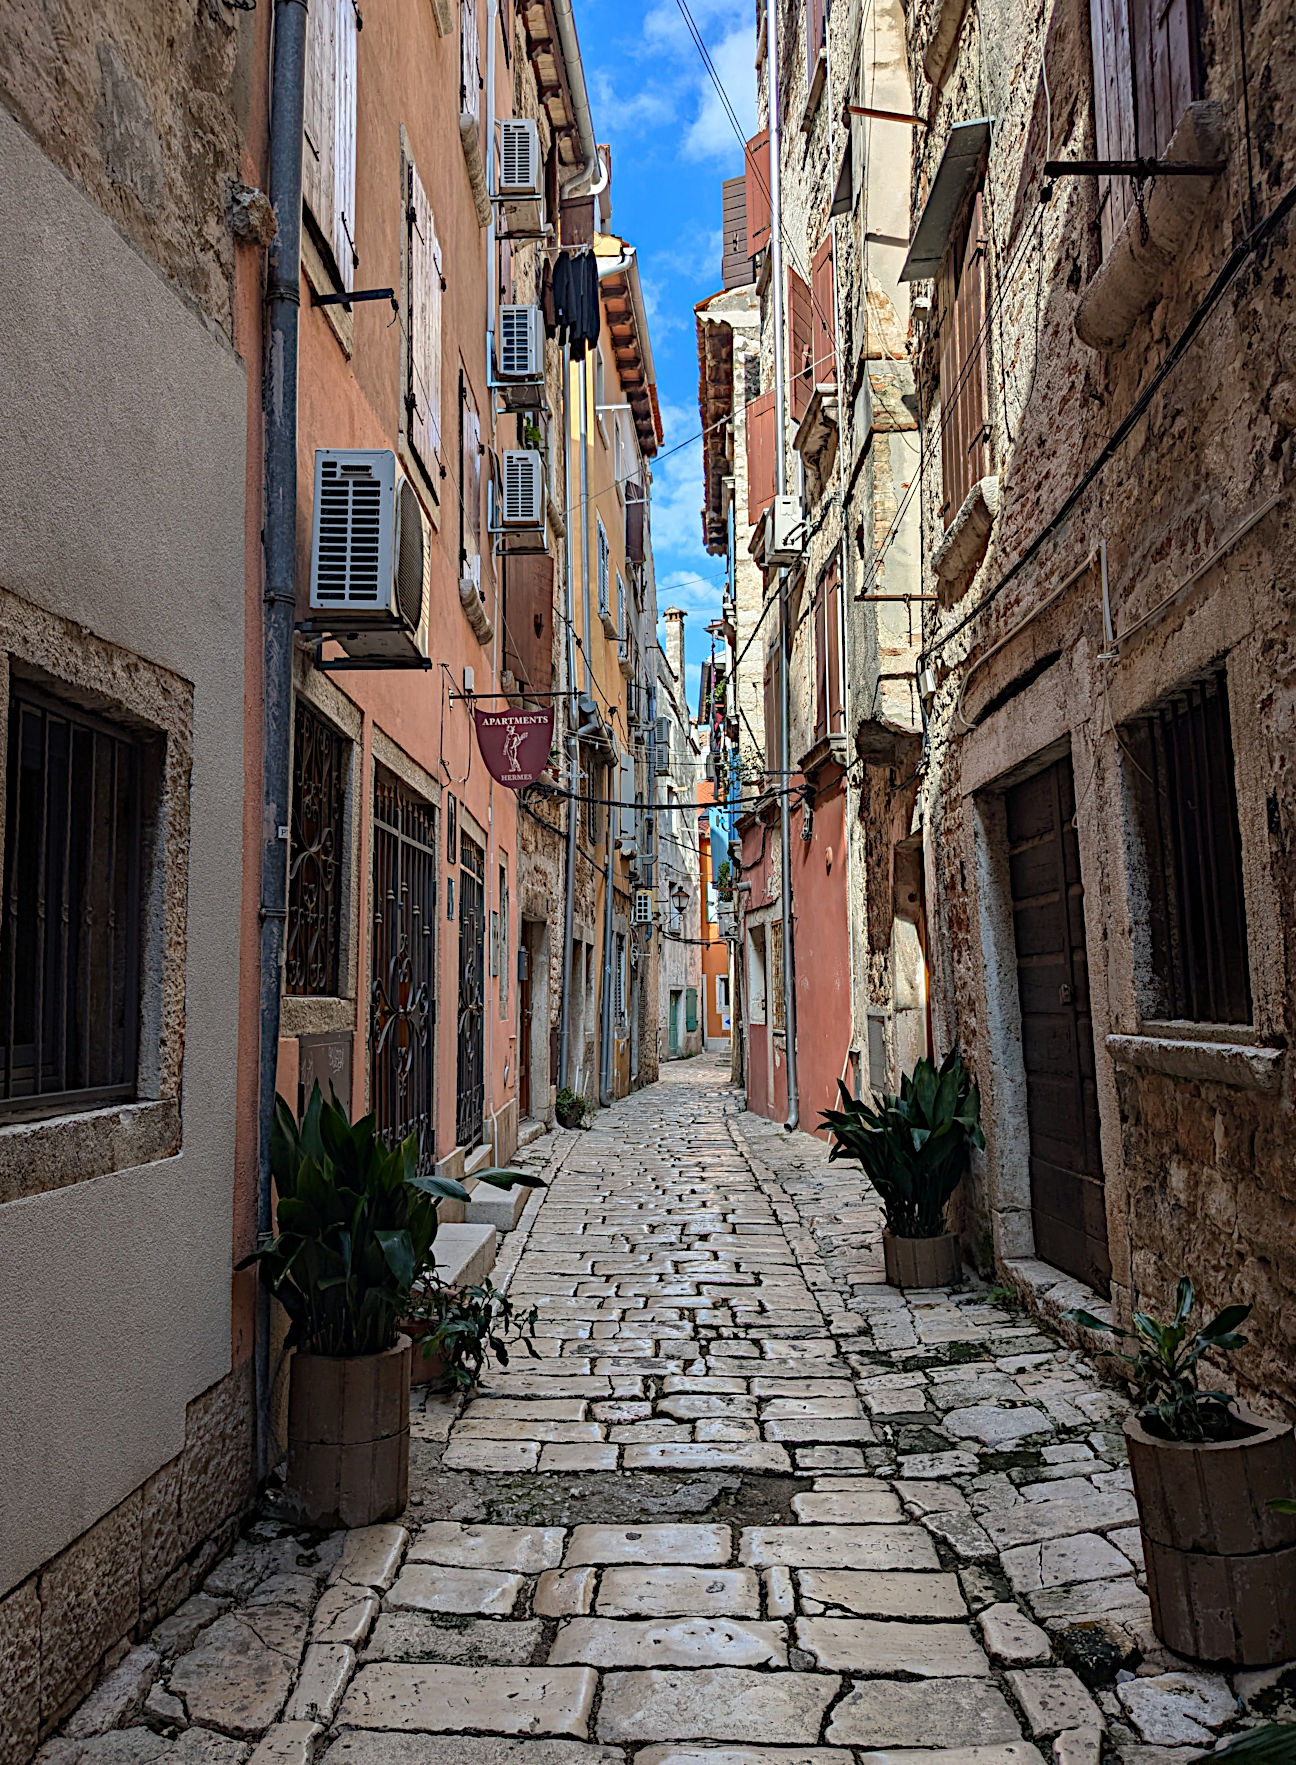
[577,0,757,715]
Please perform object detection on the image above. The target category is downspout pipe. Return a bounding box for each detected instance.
[765,0,799,1131]
[551,0,603,196]
[557,341,580,1090]
[598,744,617,1106]
[257,0,308,1476]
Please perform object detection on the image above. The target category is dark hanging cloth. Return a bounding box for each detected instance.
[549,250,601,352]
[541,256,558,335]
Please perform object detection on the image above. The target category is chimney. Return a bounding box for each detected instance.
[663,607,687,697]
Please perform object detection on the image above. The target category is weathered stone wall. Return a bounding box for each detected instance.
[906,0,1296,1414]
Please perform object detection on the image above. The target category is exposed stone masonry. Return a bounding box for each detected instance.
[39,1062,1295,1765]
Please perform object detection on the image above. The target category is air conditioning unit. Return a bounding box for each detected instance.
[632,889,654,926]
[498,119,542,197]
[309,450,429,664]
[498,304,544,380]
[497,449,545,528]
[764,493,806,566]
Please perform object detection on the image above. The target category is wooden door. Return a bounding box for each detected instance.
[519,927,532,1119]
[1005,756,1110,1292]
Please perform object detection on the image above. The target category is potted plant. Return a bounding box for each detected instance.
[242,1085,543,1527]
[1067,1280,1296,1665]
[555,1086,592,1130]
[821,1048,984,1289]
[407,1275,539,1391]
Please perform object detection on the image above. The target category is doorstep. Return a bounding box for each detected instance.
[465,1181,530,1232]
[433,1222,498,1290]
[516,1116,549,1150]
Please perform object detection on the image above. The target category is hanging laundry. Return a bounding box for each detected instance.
[549,250,601,351]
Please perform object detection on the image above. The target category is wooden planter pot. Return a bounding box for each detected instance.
[1125,1405,1296,1665]
[286,1336,411,1528]
[882,1230,961,1290]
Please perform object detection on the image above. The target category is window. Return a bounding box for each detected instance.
[584,750,604,845]
[499,862,509,1013]
[747,925,767,1024]
[460,0,482,129]
[1123,668,1251,1025]
[303,0,358,291]
[287,700,349,996]
[811,235,836,387]
[717,974,731,1013]
[937,189,990,527]
[1090,0,1203,256]
[814,558,844,741]
[406,157,444,485]
[0,686,146,1116]
[614,932,626,1026]
[788,267,813,421]
[626,478,646,563]
[597,517,611,619]
[594,349,607,440]
[616,573,625,640]
[371,768,436,1167]
[460,372,483,594]
[744,129,771,256]
[763,643,784,774]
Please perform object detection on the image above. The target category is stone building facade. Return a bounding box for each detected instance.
[904,0,1296,1407]
[0,3,261,1756]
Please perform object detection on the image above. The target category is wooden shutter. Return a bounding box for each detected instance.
[460,375,482,583]
[938,192,989,528]
[814,575,828,742]
[503,554,554,690]
[722,175,752,288]
[1133,0,1199,160]
[597,520,610,615]
[460,0,482,126]
[333,0,357,290]
[302,0,336,240]
[745,129,771,256]
[811,235,836,386]
[807,0,827,68]
[788,268,813,421]
[825,557,842,733]
[745,387,777,520]
[408,159,443,475]
[625,479,645,563]
[1088,0,1136,256]
[764,650,779,772]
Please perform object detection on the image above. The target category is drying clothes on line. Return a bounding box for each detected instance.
[547,249,601,351]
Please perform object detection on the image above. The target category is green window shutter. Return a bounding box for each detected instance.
[685,988,699,1032]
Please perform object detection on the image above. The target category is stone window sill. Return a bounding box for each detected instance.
[0,1097,181,1205]
[1074,102,1225,353]
[923,0,971,88]
[800,52,827,134]
[932,474,999,601]
[1106,1030,1283,1093]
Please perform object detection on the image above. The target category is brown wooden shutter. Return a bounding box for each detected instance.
[764,649,780,773]
[503,554,554,691]
[625,479,645,564]
[745,387,777,520]
[811,235,836,386]
[1133,0,1200,159]
[722,176,752,288]
[1088,0,1136,257]
[813,575,828,742]
[788,268,813,421]
[745,130,771,257]
[938,193,989,528]
[826,557,842,733]
[807,0,827,68]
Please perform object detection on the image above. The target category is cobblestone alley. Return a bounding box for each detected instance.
[45,1062,1290,1765]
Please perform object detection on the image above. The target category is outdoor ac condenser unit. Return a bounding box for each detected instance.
[498,120,542,197]
[309,450,429,663]
[765,493,806,566]
[498,304,545,379]
[632,889,654,926]
[499,450,545,527]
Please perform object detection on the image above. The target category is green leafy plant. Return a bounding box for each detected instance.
[715,859,735,902]
[556,1087,593,1130]
[1065,1278,1252,1444]
[820,1049,985,1239]
[239,1084,544,1358]
[408,1275,539,1392]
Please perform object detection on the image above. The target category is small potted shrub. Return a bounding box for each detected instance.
[243,1085,542,1527]
[407,1275,539,1392]
[555,1086,592,1130]
[1068,1280,1296,1665]
[821,1048,984,1289]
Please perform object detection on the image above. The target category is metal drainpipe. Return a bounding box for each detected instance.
[578,352,591,695]
[765,0,799,1131]
[598,740,617,1106]
[257,0,308,1477]
[557,341,579,1090]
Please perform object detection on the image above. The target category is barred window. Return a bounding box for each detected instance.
[286,700,349,996]
[1,685,145,1116]
[1124,668,1251,1025]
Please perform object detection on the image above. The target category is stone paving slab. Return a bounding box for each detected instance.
[596,1669,841,1743]
[549,1618,788,1668]
[336,1664,598,1736]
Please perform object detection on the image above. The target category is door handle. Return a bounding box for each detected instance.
[1059,982,1073,1005]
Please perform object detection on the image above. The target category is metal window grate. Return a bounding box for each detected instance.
[371,766,437,1171]
[0,686,143,1116]
[1132,668,1251,1025]
[286,701,349,997]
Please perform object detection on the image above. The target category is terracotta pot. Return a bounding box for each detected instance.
[882,1230,961,1289]
[1124,1405,1296,1665]
[286,1335,411,1528]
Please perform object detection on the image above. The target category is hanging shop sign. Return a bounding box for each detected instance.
[472,705,555,788]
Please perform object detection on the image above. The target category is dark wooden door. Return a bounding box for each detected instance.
[1005,756,1110,1293]
[455,834,485,1150]
[518,928,532,1120]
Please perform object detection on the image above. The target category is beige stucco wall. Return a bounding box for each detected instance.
[0,103,247,1592]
